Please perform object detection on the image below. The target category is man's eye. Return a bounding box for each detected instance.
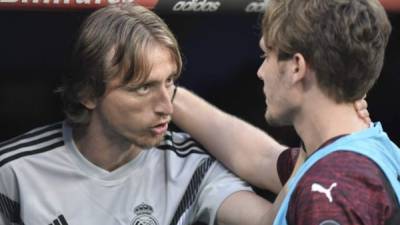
[136,85,150,95]
[124,84,150,95]
[166,77,175,86]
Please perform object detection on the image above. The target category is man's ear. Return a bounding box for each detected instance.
[290,53,307,85]
[81,97,96,109]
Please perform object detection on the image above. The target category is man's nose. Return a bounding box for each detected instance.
[154,87,174,115]
[257,65,264,80]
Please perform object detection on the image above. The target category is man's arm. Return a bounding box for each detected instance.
[172,87,285,193]
[216,191,272,225]
[172,87,371,194]
[217,151,308,225]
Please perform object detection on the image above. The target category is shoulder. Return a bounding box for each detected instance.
[288,151,398,225]
[302,151,388,186]
[0,122,64,169]
[151,131,215,179]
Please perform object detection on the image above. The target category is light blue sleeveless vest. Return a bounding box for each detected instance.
[273,122,400,225]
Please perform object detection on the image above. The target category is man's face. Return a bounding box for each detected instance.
[90,44,177,149]
[257,38,296,126]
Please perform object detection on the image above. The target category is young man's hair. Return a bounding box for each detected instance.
[262,0,392,103]
[58,3,182,125]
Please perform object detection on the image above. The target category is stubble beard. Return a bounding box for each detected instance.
[131,133,166,149]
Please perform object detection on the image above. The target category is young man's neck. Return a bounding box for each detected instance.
[293,97,369,156]
[72,123,142,172]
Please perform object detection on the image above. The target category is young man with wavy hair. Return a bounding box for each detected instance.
[173,0,400,224]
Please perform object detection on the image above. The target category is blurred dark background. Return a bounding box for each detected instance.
[0,9,399,147]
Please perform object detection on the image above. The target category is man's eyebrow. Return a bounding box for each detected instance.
[134,72,178,86]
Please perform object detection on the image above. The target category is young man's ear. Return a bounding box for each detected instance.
[290,53,307,84]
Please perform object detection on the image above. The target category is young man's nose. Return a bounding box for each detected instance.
[257,66,264,80]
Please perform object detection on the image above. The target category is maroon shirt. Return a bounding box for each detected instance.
[277,145,400,225]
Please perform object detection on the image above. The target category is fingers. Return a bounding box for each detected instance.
[354,99,368,111]
[359,109,371,124]
[354,99,371,125]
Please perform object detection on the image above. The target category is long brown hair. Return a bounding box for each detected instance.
[58,3,182,125]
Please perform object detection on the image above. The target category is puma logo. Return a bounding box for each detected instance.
[311,182,337,203]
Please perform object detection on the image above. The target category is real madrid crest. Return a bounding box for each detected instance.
[131,203,159,225]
